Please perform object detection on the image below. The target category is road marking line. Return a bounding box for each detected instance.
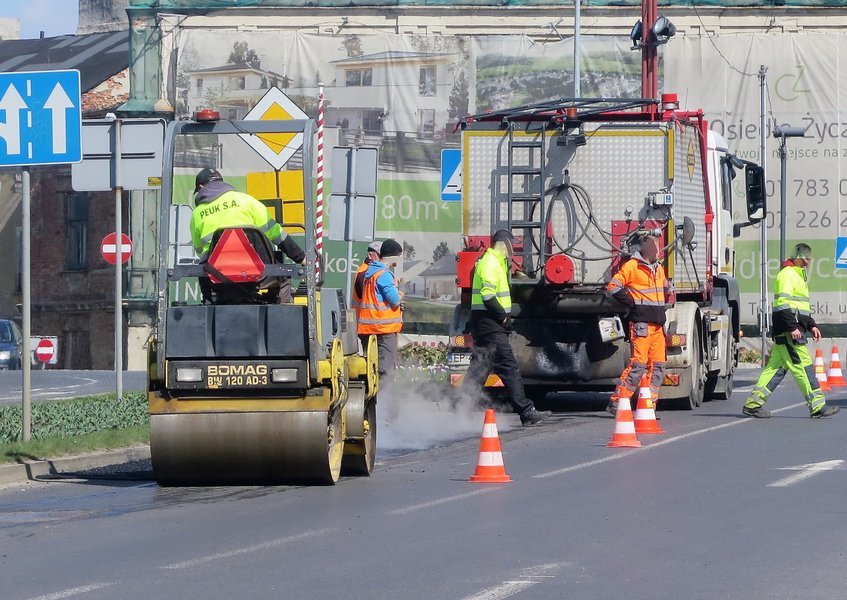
[26,582,115,600]
[162,528,332,570]
[459,579,537,600]
[768,459,845,487]
[388,488,497,515]
[533,401,807,479]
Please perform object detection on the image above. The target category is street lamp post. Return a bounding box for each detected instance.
[773,125,807,263]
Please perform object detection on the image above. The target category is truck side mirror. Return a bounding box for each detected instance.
[745,164,766,222]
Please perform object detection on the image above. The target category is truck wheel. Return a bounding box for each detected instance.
[706,333,736,401]
[683,323,706,410]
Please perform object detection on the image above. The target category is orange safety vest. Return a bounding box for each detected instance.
[351,261,369,311]
[357,268,403,335]
[606,256,668,324]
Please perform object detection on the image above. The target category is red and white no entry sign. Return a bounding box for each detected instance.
[35,339,55,363]
[101,232,133,265]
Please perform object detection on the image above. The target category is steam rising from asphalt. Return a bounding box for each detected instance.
[376,377,515,455]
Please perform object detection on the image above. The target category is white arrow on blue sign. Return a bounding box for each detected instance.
[441,148,462,201]
[0,69,82,166]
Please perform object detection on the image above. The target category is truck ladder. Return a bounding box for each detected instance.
[505,123,546,276]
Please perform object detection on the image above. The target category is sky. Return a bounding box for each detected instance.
[0,0,80,40]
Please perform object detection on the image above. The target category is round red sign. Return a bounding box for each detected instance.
[35,339,55,363]
[100,232,133,265]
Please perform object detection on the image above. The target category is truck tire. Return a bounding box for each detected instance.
[682,321,706,410]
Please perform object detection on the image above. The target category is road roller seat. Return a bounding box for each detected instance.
[199,226,290,305]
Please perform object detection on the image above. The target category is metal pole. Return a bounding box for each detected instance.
[114,119,123,401]
[344,148,358,304]
[758,65,769,361]
[573,0,581,97]
[21,167,31,442]
[778,137,787,264]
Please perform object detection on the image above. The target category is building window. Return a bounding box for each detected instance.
[229,76,246,90]
[196,78,204,95]
[345,69,372,87]
[66,193,90,271]
[419,66,436,97]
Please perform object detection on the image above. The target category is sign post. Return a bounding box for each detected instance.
[0,69,82,441]
[114,118,124,401]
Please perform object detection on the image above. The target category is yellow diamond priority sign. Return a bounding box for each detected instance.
[240,87,308,170]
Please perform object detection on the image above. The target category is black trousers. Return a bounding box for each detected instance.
[462,327,532,416]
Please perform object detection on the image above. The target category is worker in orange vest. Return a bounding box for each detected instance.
[604,234,669,415]
[357,239,404,405]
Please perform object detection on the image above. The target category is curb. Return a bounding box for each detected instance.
[0,445,151,486]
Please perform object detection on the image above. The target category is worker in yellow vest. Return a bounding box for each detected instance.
[462,230,551,426]
[190,168,305,264]
[357,239,404,405]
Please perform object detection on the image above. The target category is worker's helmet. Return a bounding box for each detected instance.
[194,167,223,193]
[792,243,813,262]
[379,238,403,259]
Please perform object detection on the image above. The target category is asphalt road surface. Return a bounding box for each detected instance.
[0,371,147,406]
[3,367,847,600]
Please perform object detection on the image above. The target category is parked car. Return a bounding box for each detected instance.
[0,319,23,370]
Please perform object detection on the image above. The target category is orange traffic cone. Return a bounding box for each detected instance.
[634,375,664,434]
[827,346,847,387]
[607,395,642,448]
[814,349,831,391]
[469,409,512,483]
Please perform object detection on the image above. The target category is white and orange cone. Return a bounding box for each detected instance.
[827,346,847,387]
[814,348,831,391]
[607,395,642,448]
[634,375,664,435]
[469,409,512,483]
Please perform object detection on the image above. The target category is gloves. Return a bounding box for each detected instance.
[502,315,513,330]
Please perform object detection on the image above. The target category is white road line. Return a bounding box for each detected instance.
[768,459,845,487]
[459,580,537,600]
[388,488,497,515]
[162,528,332,570]
[533,401,807,479]
[26,582,116,600]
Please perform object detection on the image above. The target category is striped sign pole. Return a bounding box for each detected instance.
[315,85,325,277]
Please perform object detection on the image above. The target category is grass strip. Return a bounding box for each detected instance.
[0,424,149,465]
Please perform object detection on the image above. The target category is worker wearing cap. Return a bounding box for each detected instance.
[742,243,839,418]
[605,234,669,415]
[352,241,382,313]
[462,229,551,426]
[190,167,305,264]
[357,238,404,405]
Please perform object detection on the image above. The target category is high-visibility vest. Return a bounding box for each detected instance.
[351,261,369,311]
[605,255,667,323]
[190,190,283,259]
[471,248,512,313]
[358,268,403,334]
[773,265,811,321]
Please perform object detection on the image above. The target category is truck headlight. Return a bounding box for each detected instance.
[0,351,10,361]
[176,368,203,382]
[272,368,298,383]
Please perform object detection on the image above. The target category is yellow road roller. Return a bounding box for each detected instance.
[147,115,378,485]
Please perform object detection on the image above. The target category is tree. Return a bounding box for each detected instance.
[433,242,450,263]
[448,71,469,119]
[228,41,261,69]
[341,35,364,58]
[403,241,416,260]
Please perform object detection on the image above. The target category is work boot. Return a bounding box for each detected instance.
[742,405,772,418]
[520,408,551,426]
[811,405,840,418]
[606,399,617,416]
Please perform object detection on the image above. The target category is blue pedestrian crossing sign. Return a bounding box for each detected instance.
[441,148,462,201]
[0,69,82,166]
[836,237,847,269]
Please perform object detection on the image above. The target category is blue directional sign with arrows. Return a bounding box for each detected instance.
[0,69,82,166]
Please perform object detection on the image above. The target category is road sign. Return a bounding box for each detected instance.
[72,118,165,191]
[240,87,308,170]
[0,69,82,166]
[329,146,378,242]
[441,149,462,201]
[101,232,133,265]
[35,339,55,363]
[836,237,847,269]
